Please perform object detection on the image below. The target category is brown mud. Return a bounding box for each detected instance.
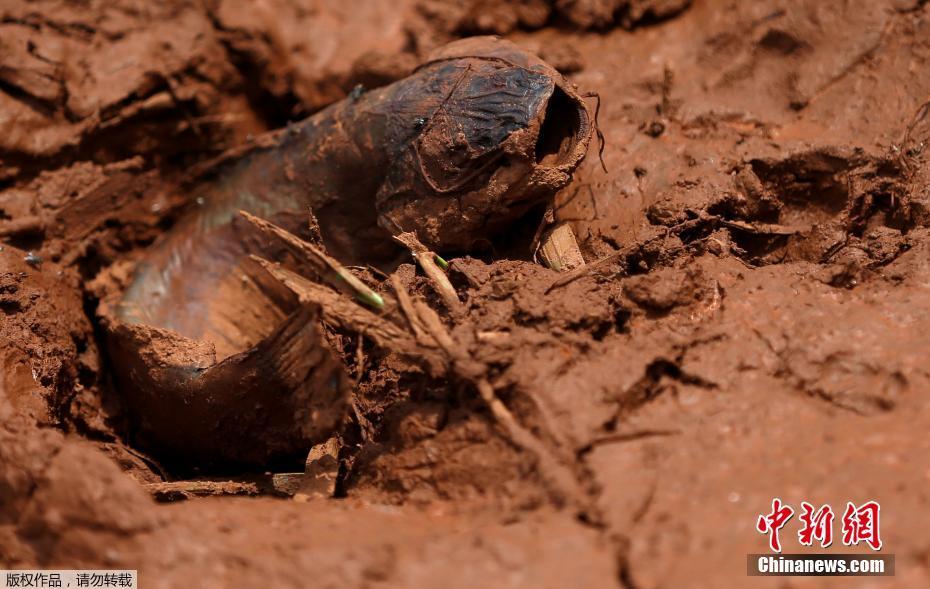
[3,0,930,587]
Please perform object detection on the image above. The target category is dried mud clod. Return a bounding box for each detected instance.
[626,143,919,279]
[0,247,100,430]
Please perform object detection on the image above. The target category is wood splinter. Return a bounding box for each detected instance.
[393,231,462,310]
[538,222,586,272]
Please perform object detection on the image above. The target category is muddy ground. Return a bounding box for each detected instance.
[3,0,930,587]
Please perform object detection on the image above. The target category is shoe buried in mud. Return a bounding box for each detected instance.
[98,37,593,469]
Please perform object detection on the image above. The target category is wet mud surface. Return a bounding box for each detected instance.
[3,0,930,587]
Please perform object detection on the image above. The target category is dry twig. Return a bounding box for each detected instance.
[393,231,461,310]
[241,210,384,309]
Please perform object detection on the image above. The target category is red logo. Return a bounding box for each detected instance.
[842,501,882,551]
[756,498,794,553]
[798,502,834,548]
[756,499,882,552]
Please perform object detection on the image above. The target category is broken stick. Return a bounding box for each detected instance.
[241,210,384,310]
[393,231,462,310]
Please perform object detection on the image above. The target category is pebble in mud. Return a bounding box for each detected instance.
[24,251,43,268]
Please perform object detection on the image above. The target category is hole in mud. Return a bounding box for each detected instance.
[487,203,549,261]
[730,231,790,262]
[749,156,850,225]
[851,191,912,236]
[449,203,549,263]
[535,87,581,165]
[758,29,809,55]
[4,231,45,253]
[0,300,23,315]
